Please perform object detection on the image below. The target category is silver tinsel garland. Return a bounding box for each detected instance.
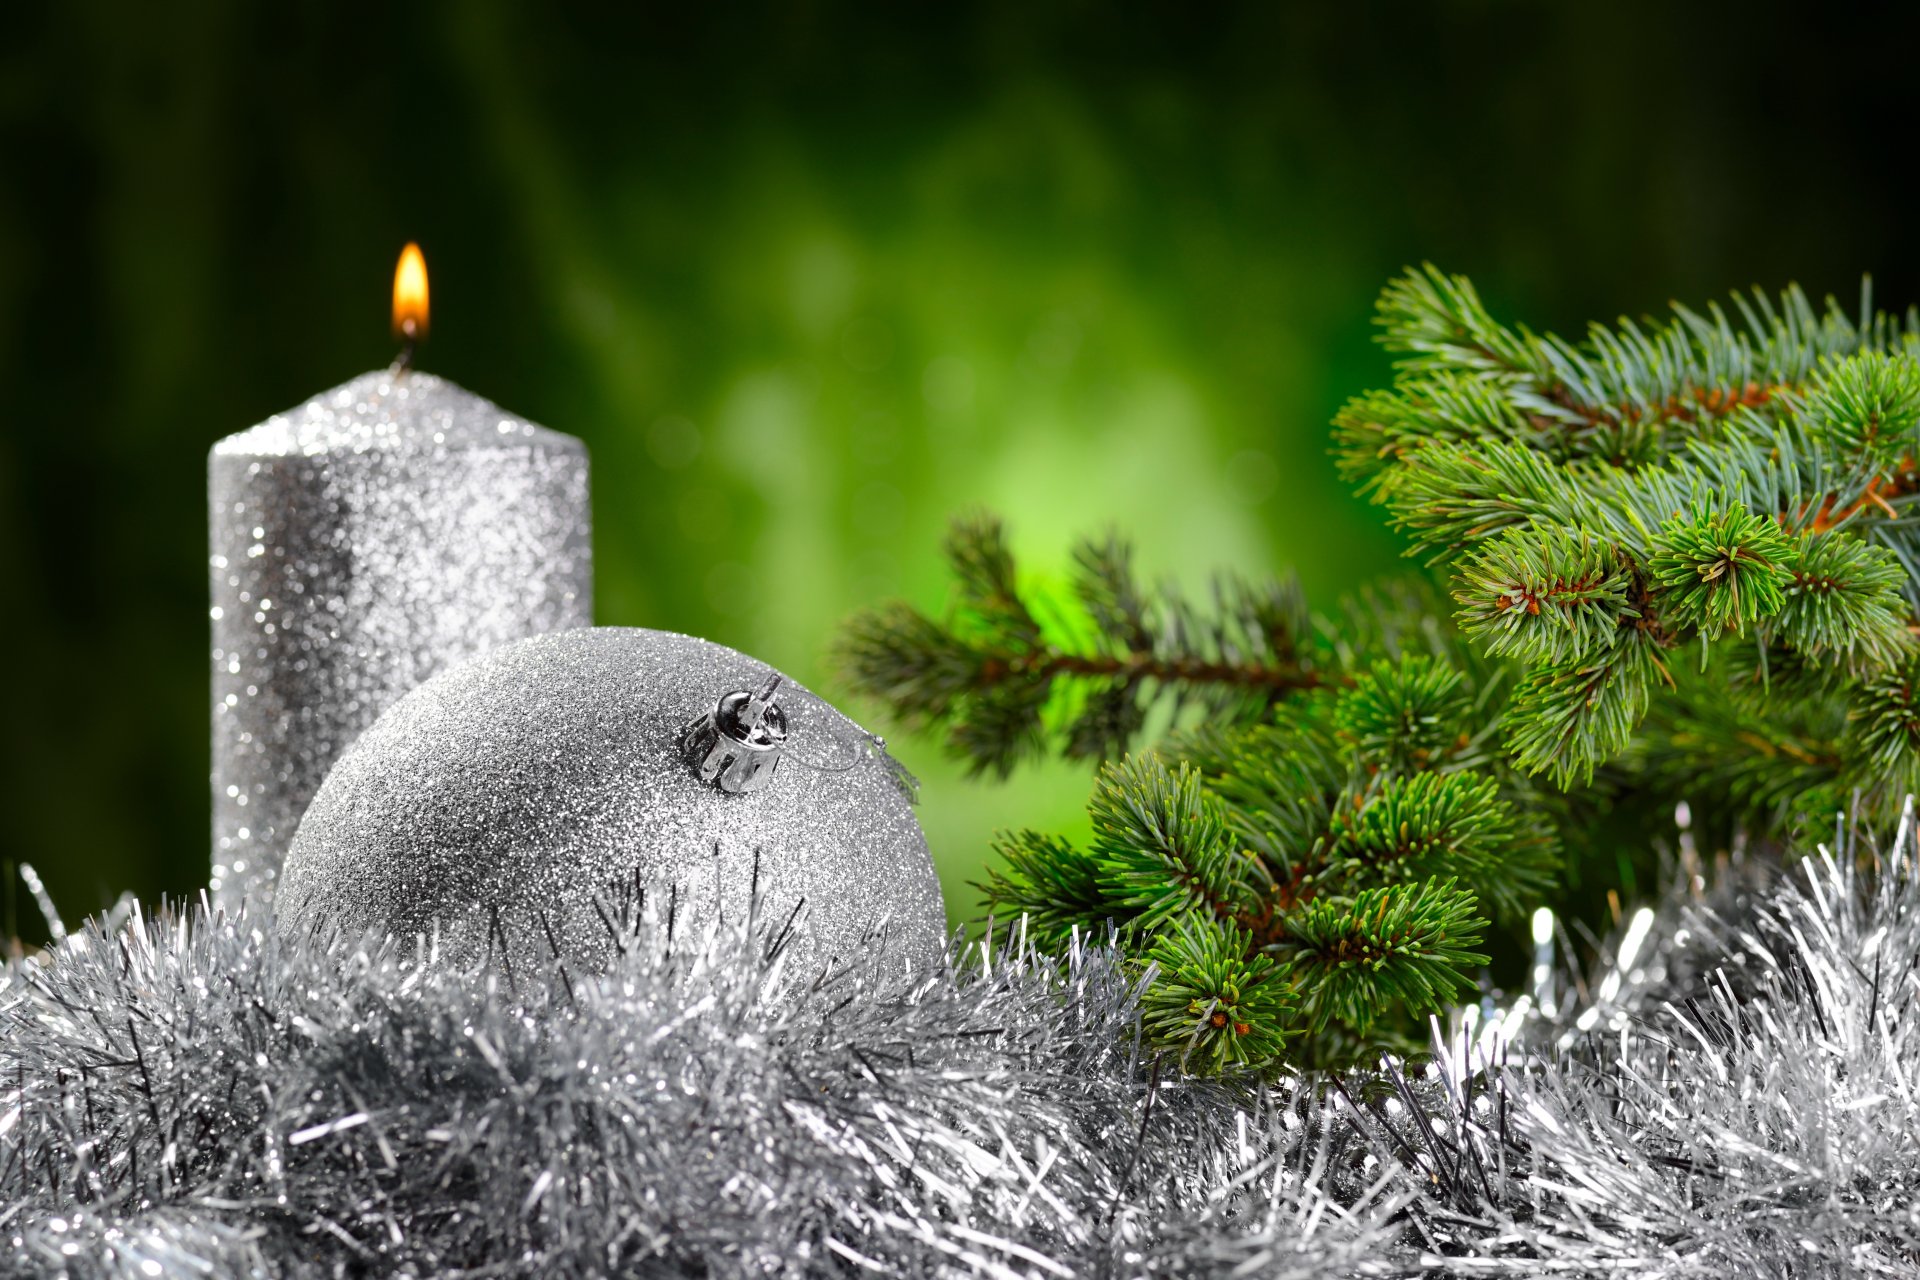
[3,806,1919,1278]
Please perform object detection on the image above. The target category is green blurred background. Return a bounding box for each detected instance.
[4,1,1919,934]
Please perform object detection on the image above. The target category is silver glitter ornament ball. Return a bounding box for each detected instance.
[276,627,947,983]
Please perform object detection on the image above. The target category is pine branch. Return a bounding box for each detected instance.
[835,268,1920,1077]
[1647,502,1797,638]
[840,516,1570,1070]
[1140,916,1295,1074]
[1330,654,1475,774]
[835,514,1328,776]
[1351,264,1895,461]
[1775,534,1911,671]
[979,830,1111,951]
[1793,349,1920,471]
[961,734,1544,1069]
[1454,528,1637,665]
[1344,269,1920,793]
[1087,756,1268,936]
[1170,717,1346,898]
[1504,634,1662,788]
[1268,879,1487,1034]
[1363,435,1620,558]
[1372,266,1551,381]
[1852,653,1920,800]
[1322,772,1551,922]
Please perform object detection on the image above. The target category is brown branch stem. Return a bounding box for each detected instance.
[986,649,1334,693]
[1535,379,1789,435]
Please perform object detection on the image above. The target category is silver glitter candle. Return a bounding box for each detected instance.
[209,363,592,912]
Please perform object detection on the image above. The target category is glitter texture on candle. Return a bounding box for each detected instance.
[275,627,947,982]
[209,371,592,911]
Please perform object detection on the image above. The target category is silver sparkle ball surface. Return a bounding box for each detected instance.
[209,371,592,913]
[275,627,948,983]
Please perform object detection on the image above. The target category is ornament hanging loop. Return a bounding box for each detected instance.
[681,673,788,795]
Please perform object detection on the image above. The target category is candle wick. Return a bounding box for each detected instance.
[390,338,418,377]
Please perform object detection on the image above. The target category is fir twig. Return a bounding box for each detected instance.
[836,513,1327,775]
[871,531,1574,1072]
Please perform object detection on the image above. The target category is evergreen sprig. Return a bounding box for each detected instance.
[1852,654,1920,797]
[841,524,1563,1070]
[974,749,1521,1070]
[1647,502,1795,638]
[836,266,1920,1075]
[835,514,1321,777]
[1339,265,1920,795]
[1085,755,1264,935]
[1269,878,1486,1034]
[1140,916,1295,1073]
[1454,528,1635,665]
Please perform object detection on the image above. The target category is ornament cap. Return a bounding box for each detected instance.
[682,673,788,794]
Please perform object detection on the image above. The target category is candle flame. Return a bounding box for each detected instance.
[392,242,429,342]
